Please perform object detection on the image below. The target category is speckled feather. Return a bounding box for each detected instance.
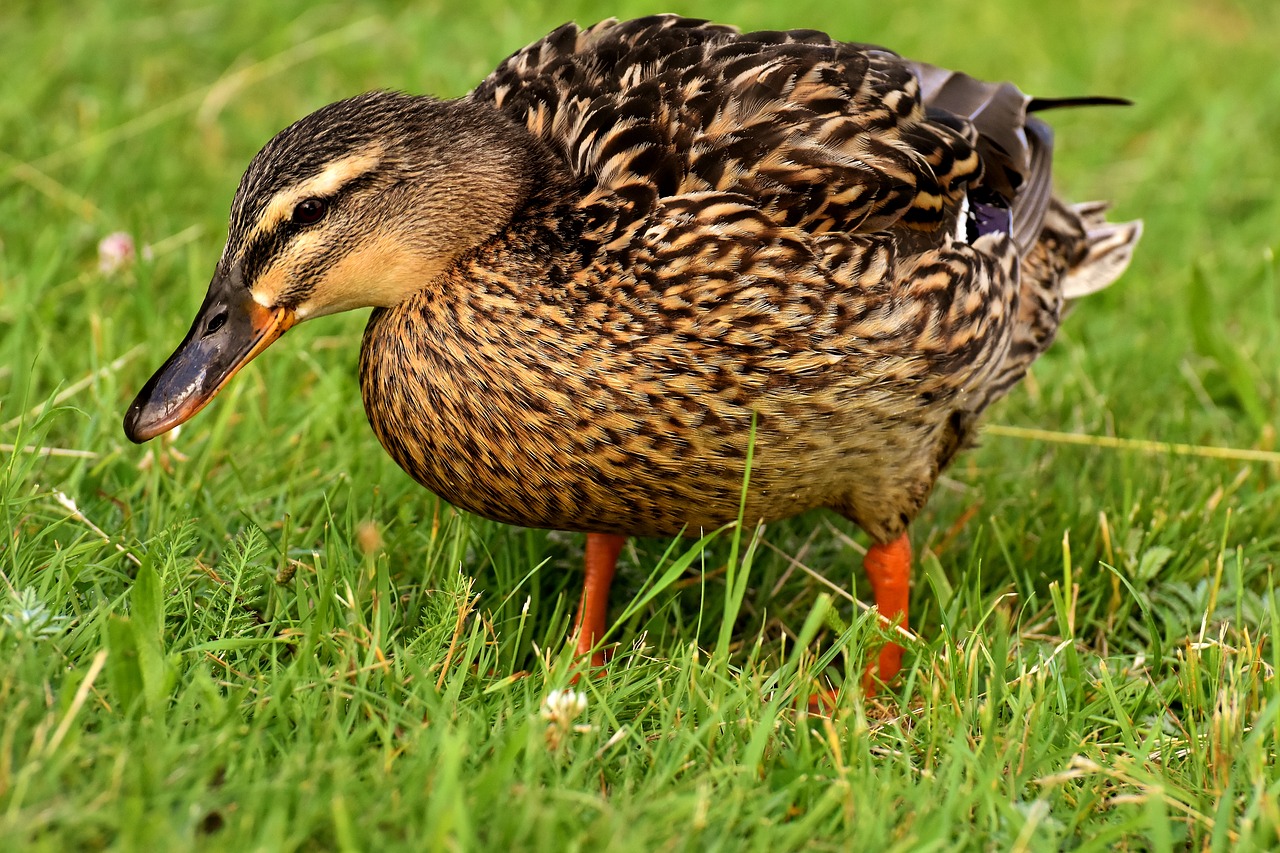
[354,15,1140,542]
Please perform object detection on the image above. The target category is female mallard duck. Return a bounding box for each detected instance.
[124,15,1140,684]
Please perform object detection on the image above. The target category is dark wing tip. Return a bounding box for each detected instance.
[1028,95,1133,112]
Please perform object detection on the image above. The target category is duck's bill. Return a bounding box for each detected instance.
[123,275,295,443]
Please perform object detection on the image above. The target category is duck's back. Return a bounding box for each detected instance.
[468,17,1140,403]
[470,15,979,239]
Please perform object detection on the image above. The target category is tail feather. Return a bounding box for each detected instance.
[908,64,1142,417]
[974,200,1142,411]
[1062,206,1143,299]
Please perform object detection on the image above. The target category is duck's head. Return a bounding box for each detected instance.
[124,91,539,443]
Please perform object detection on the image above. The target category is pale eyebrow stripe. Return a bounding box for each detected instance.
[246,148,383,242]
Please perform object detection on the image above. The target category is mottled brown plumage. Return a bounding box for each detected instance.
[125,15,1142,681]
[359,16,1139,542]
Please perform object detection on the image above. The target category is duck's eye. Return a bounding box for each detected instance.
[291,198,327,225]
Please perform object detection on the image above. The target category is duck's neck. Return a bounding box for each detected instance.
[423,99,585,299]
[408,97,574,266]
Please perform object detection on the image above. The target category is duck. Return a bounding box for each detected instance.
[123,14,1141,687]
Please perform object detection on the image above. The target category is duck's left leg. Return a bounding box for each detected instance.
[806,532,913,710]
[572,532,626,667]
[862,533,912,686]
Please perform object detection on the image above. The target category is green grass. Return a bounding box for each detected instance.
[2,0,1279,849]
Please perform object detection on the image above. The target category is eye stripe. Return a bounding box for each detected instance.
[237,171,383,286]
[239,228,289,288]
[242,149,383,245]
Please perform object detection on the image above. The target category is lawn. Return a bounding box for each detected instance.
[2,0,1278,849]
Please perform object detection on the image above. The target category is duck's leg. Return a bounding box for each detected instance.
[863,533,912,686]
[572,532,626,667]
[808,533,913,712]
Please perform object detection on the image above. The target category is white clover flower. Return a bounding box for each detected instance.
[540,688,588,723]
[97,231,137,274]
[540,688,594,750]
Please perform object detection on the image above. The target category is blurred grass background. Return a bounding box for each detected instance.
[1,0,1278,849]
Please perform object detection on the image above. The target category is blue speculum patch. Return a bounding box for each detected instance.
[966,187,1012,242]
